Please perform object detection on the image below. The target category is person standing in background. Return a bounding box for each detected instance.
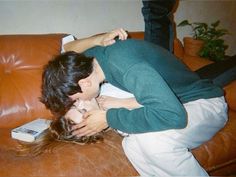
[142,0,176,52]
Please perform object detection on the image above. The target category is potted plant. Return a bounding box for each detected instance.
[178,20,229,61]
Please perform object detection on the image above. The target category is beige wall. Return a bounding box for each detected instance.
[0,0,143,37]
[0,0,235,55]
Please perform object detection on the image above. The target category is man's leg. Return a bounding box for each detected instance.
[122,97,228,176]
[142,0,176,52]
[122,136,156,176]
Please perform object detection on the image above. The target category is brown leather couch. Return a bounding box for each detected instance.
[0,32,235,176]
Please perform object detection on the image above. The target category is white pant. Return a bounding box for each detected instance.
[100,83,228,177]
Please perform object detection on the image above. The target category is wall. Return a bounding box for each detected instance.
[0,0,143,37]
[0,0,235,55]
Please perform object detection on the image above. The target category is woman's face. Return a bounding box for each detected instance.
[65,98,99,123]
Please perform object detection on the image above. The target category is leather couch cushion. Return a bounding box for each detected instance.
[192,109,236,174]
[224,80,236,111]
[0,34,64,128]
[0,129,138,177]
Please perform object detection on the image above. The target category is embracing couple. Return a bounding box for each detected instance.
[25,29,228,176]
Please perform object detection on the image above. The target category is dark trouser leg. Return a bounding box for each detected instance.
[142,0,176,52]
[195,55,236,87]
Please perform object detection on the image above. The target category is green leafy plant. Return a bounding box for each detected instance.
[178,20,229,61]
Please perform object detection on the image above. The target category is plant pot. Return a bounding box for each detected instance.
[183,37,204,57]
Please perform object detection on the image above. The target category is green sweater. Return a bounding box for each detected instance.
[84,39,223,134]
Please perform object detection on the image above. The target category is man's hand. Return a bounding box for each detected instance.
[72,110,108,137]
[95,28,128,47]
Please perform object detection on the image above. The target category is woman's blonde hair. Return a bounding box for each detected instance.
[16,116,104,156]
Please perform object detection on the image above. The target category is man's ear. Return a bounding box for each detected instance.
[78,78,92,90]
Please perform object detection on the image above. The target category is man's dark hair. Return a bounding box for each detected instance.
[41,51,94,116]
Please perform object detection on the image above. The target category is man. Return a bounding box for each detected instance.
[41,29,227,176]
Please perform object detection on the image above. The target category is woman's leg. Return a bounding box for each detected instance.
[122,97,228,176]
[195,55,236,87]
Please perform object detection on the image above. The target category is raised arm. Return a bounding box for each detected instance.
[63,28,128,53]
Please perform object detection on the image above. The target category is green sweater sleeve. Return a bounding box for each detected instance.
[106,63,187,134]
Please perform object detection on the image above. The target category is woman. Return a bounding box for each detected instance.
[16,98,103,156]
[17,82,139,156]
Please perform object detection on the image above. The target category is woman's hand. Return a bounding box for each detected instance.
[96,96,142,110]
[73,98,100,111]
[96,96,125,110]
[95,28,128,47]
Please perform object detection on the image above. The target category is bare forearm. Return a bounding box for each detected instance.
[120,97,142,110]
[63,28,128,53]
[97,96,142,111]
[63,35,99,53]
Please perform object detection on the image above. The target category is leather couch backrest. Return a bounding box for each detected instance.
[0,34,65,128]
